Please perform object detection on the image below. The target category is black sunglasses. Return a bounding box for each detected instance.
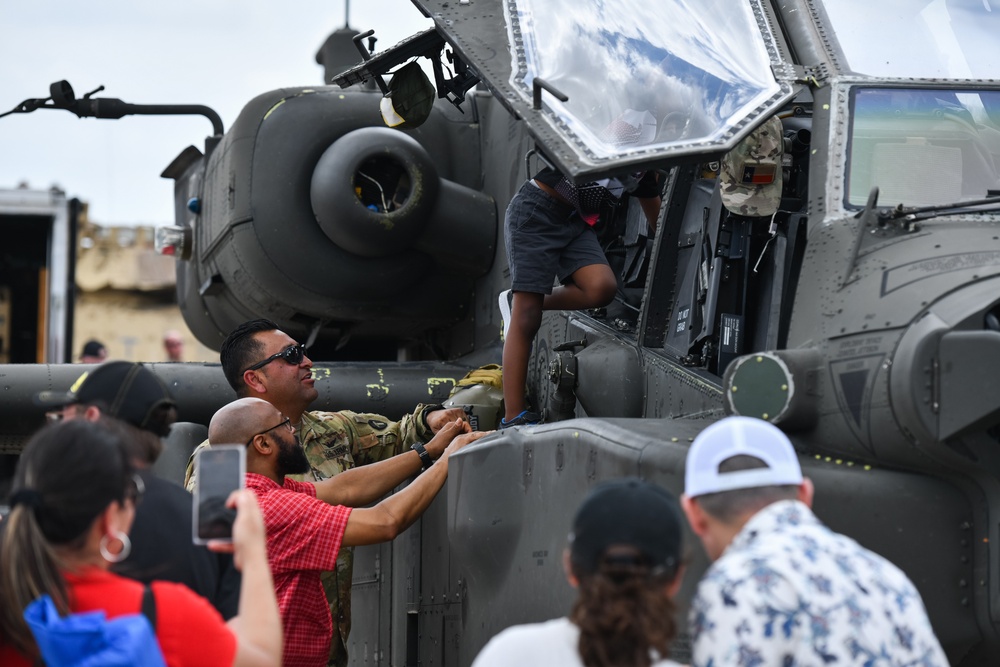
[245,343,308,372]
[246,417,294,447]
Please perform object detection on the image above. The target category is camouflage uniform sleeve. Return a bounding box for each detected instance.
[304,404,435,474]
[183,439,211,492]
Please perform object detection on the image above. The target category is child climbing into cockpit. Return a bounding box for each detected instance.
[498,110,662,428]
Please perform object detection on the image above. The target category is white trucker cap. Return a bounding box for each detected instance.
[685,416,802,498]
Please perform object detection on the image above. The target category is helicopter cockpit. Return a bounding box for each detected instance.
[331,0,999,387]
[489,0,807,378]
[579,0,1000,379]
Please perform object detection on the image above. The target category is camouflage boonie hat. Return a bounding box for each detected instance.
[720,116,783,216]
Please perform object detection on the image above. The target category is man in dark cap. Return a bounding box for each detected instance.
[39,360,177,438]
[472,478,686,667]
[36,360,241,619]
[77,339,107,363]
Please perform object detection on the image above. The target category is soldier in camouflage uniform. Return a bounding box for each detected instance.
[718,115,784,218]
[185,319,468,667]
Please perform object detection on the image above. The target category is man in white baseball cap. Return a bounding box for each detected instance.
[681,416,947,666]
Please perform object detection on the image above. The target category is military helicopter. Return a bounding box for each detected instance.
[3,0,1000,664]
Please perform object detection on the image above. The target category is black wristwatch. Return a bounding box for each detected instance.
[411,441,433,470]
[421,404,444,432]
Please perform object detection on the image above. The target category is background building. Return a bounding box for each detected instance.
[1,183,215,364]
[73,218,216,363]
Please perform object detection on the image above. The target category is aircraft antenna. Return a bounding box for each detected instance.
[841,186,878,289]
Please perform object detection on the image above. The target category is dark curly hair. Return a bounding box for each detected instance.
[570,556,678,667]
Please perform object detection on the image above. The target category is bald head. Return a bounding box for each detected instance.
[212,397,308,480]
[209,397,283,446]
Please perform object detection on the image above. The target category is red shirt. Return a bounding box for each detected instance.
[246,472,352,667]
[0,567,236,667]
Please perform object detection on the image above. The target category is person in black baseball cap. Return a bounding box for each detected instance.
[36,361,177,438]
[34,362,241,620]
[472,478,686,667]
[78,339,108,363]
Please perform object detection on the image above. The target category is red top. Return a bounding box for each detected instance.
[246,472,352,667]
[0,567,236,666]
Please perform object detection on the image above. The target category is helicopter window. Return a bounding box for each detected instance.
[846,88,1000,208]
[504,0,782,161]
[821,0,1000,79]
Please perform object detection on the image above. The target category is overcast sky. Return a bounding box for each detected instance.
[0,0,431,225]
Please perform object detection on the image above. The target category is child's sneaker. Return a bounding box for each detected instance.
[499,410,542,429]
[498,289,513,341]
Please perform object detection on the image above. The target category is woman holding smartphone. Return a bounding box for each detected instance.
[0,420,283,667]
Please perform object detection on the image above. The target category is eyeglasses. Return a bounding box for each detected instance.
[244,344,308,372]
[245,417,295,447]
[45,403,83,423]
[126,473,145,506]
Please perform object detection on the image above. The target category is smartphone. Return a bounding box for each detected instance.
[192,444,245,545]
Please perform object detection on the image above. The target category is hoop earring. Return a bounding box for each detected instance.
[99,531,132,563]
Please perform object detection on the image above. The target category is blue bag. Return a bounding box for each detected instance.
[23,587,167,667]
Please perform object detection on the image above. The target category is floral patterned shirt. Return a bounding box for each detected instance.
[689,500,948,667]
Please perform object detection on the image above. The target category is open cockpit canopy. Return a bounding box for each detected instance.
[410,0,797,181]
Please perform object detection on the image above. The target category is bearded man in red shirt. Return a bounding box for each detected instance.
[209,397,485,667]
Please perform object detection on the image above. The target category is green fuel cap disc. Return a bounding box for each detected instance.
[723,349,820,431]
[725,353,793,422]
